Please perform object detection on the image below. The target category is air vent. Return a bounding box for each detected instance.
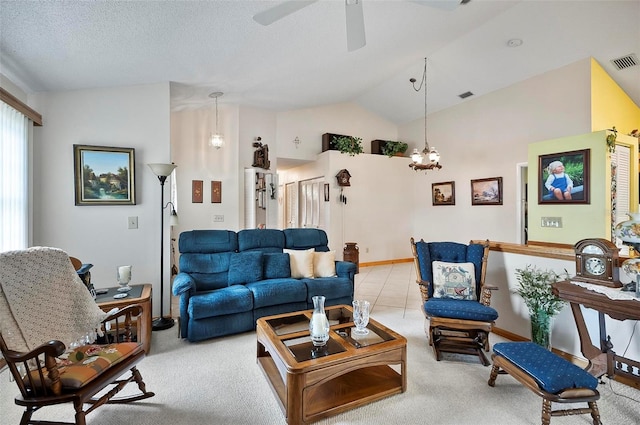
[610,54,639,71]
[458,91,474,99]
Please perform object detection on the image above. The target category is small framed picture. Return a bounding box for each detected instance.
[324,183,330,202]
[192,180,203,203]
[211,181,222,203]
[538,149,590,204]
[73,145,135,206]
[471,177,503,206]
[432,181,455,206]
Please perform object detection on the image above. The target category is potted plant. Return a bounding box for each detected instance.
[514,265,568,349]
[381,141,408,157]
[333,135,363,156]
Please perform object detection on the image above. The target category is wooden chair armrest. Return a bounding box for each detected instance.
[103,304,143,321]
[417,280,430,303]
[2,340,66,363]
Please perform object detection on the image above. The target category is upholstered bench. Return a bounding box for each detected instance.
[488,342,601,425]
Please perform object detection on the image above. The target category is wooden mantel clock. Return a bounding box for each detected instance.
[573,238,622,288]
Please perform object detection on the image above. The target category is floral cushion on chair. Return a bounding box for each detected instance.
[432,261,476,300]
[24,342,140,391]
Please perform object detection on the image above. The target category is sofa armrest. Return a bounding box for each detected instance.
[335,261,356,281]
[172,273,196,296]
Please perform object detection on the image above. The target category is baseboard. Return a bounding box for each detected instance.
[360,258,413,268]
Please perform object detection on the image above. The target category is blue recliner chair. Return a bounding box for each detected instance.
[410,238,498,365]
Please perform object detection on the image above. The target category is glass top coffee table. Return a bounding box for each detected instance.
[256,304,407,425]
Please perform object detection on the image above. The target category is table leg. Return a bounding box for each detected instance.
[569,302,607,377]
[286,372,304,425]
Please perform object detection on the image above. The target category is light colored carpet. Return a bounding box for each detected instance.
[2,305,639,424]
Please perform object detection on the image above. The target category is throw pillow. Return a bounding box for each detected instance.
[263,253,291,279]
[313,251,336,278]
[228,252,263,285]
[431,261,476,300]
[283,248,315,279]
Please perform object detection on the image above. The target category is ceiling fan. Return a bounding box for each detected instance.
[253,0,471,52]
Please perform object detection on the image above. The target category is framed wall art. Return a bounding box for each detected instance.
[73,144,135,206]
[538,149,590,204]
[211,181,222,203]
[324,183,330,202]
[192,180,203,203]
[471,177,503,206]
[432,181,455,206]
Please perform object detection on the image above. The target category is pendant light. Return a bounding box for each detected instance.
[208,92,224,149]
[409,58,442,171]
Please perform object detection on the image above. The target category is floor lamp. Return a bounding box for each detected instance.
[148,163,177,331]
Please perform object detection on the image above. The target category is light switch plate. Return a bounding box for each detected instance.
[128,216,138,229]
[213,215,224,222]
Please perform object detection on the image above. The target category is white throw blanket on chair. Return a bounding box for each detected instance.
[0,247,108,352]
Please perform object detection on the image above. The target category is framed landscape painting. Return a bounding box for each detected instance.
[432,181,455,206]
[74,145,136,206]
[471,177,503,205]
[538,149,590,204]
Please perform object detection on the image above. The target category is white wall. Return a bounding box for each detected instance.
[29,83,172,318]
[403,58,592,244]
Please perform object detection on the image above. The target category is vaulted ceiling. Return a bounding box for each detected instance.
[1,1,638,125]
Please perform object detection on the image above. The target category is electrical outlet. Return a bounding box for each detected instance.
[128,216,138,229]
[213,215,224,222]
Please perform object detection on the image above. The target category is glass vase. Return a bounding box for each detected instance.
[530,309,552,350]
[309,295,330,347]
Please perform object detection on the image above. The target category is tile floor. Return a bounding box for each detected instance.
[354,261,423,313]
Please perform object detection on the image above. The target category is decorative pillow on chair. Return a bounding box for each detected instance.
[432,261,476,300]
[283,248,315,279]
[313,251,336,277]
[228,252,263,285]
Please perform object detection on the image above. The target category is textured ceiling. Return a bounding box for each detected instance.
[1,1,639,125]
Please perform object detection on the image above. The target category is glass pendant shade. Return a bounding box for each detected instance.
[411,148,423,164]
[209,133,224,149]
[426,146,440,163]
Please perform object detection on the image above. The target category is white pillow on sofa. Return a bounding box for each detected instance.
[313,251,336,278]
[283,248,315,279]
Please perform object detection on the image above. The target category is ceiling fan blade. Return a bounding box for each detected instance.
[345,0,366,52]
[253,0,319,26]
[410,0,468,11]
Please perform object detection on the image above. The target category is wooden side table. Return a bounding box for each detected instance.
[95,284,152,354]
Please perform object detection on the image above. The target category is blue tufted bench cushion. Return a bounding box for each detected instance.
[424,298,498,322]
[493,342,598,394]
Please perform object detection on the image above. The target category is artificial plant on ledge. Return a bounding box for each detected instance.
[514,265,568,349]
[333,135,364,156]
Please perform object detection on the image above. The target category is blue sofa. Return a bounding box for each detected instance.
[172,228,356,342]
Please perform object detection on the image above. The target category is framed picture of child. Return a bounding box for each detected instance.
[538,149,590,204]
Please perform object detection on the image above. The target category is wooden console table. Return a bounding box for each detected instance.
[552,280,640,387]
[95,284,152,354]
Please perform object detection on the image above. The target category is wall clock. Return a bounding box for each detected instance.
[336,169,351,187]
[573,238,621,288]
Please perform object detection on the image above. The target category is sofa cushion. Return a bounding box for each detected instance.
[245,279,307,309]
[180,252,232,291]
[304,276,353,302]
[284,228,329,251]
[188,285,253,320]
[238,229,285,253]
[263,253,291,279]
[228,251,263,285]
[284,248,315,279]
[314,251,336,277]
[179,230,238,253]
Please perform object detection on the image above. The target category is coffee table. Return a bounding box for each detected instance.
[256,304,407,425]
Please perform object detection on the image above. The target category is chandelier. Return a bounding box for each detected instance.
[208,92,224,149]
[409,58,441,171]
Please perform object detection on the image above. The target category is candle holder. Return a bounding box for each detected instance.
[117,265,132,292]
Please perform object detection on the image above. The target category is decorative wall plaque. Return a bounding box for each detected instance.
[192,180,203,203]
[211,181,222,203]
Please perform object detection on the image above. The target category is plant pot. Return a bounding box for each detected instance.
[530,310,552,350]
[322,133,349,152]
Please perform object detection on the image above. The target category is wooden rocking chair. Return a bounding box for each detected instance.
[0,247,154,425]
